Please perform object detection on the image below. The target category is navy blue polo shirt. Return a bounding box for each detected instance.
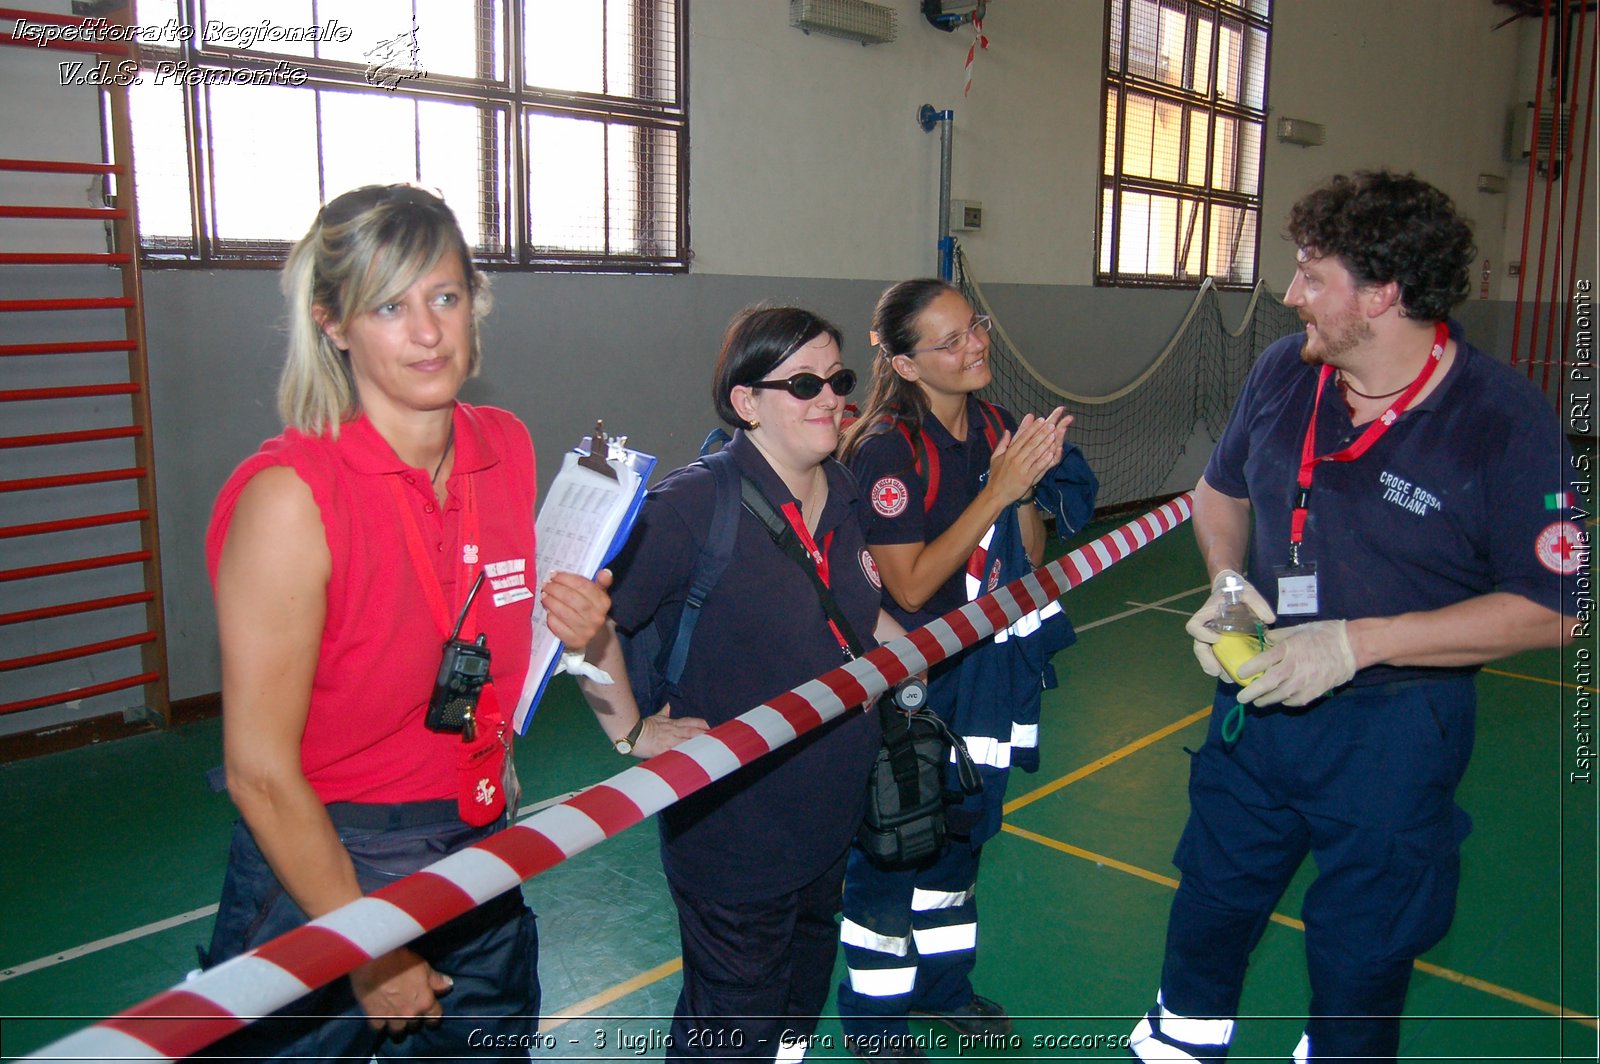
[1205,321,1584,686]
[608,430,882,901]
[849,395,1018,632]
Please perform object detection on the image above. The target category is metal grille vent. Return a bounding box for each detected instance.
[789,0,898,45]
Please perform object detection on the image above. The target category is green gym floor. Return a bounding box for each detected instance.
[1,513,1595,1061]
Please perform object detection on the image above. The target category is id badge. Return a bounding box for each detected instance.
[1274,562,1318,617]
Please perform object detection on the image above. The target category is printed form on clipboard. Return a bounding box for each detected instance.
[514,424,656,734]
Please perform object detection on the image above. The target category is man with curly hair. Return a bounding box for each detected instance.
[1128,171,1582,1063]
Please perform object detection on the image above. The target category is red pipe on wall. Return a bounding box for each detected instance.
[1511,0,1554,369]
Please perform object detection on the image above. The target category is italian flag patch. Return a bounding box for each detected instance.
[1545,491,1577,510]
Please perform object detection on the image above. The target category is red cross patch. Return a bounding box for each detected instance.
[871,476,910,518]
[987,559,1002,592]
[1534,520,1585,575]
[860,549,881,589]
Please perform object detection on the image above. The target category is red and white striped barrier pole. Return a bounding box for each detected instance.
[25,494,1193,1062]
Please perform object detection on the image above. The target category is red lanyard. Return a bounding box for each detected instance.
[1289,321,1447,564]
[780,500,849,656]
[387,474,482,639]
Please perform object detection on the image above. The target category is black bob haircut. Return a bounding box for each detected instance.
[1286,170,1476,322]
[711,306,845,429]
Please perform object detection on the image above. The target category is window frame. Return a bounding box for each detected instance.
[1097,0,1271,290]
[124,0,688,273]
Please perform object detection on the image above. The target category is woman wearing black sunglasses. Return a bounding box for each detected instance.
[574,306,905,1063]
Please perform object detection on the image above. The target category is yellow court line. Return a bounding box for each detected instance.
[1001,822,1599,1031]
[1003,705,1213,816]
[1410,959,1600,1029]
[1480,666,1599,694]
[1002,824,1179,892]
[540,957,683,1033]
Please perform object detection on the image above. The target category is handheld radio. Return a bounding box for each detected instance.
[425,570,491,740]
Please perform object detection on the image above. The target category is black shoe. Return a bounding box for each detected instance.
[844,1033,929,1061]
[913,993,1013,1037]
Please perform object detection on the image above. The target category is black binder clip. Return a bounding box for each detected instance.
[579,419,620,481]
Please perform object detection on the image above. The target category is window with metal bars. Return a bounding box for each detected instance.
[1098,0,1270,289]
[125,0,685,271]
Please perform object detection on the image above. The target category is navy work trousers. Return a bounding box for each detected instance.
[1153,677,1476,1063]
[200,803,539,1061]
[837,837,982,1041]
[666,847,849,1063]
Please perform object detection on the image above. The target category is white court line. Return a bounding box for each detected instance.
[1075,583,1208,632]
[0,905,220,982]
[1124,601,1194,618]
[4,585,1211,983]
[0,795,582,983]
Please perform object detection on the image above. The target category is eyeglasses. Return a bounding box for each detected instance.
[749,369,857,400]
[910,315,992,357]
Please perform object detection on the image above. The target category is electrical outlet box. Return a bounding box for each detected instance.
[950,199,982,231]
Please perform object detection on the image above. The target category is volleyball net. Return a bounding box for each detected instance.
[23,495,1195,1062]
[956,244,1302,508]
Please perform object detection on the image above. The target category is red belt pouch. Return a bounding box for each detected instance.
[456,683,508,826]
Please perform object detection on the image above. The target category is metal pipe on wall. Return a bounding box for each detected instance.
[920,103,956,280]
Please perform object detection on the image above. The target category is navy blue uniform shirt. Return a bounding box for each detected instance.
[608,430,883,901]
[849,395,1019,633]
[1206,321,1584,686]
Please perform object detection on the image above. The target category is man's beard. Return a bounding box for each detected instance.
[1298,313,1372,365]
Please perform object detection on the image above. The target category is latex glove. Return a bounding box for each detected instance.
[1186,569,1276,677]
[1236,620,1357,707]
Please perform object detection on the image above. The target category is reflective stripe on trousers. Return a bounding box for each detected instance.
[1128,991,1234,1063]
[954,722,1037,769]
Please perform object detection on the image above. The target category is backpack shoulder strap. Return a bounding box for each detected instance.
[891,420,942,514]
[975,399,1005,450]
[881,415,941,514]
[700,427,732,456]
[659,449,741,688]
[737,472,789,542]
[919,427,940,512]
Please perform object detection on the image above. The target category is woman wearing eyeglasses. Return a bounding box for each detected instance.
[201,185,612,1059]
[573,306,903,1062]
[833,279,1082,1061]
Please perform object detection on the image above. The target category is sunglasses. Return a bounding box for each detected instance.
[749,369,857,400]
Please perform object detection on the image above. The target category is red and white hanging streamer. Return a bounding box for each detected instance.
[964,15,988,97]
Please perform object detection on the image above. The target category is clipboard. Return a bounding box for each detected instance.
[514,422,656,734]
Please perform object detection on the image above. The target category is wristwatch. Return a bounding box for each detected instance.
[613,716,646,755]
